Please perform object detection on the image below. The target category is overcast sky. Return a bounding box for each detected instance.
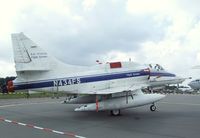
[0,0,200,83]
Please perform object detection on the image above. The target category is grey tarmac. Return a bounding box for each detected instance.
[0,94,200,138]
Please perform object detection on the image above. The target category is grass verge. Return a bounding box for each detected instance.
[0,92,68,99]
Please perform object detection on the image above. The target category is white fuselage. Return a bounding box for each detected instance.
[13,62,149,94]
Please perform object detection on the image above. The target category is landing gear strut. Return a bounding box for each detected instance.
[150,104,156,111]
[110,109,121,116]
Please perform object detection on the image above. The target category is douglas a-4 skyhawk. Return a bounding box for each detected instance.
[6,33,185,116]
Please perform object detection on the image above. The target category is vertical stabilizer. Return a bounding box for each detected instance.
[11,33,50,71]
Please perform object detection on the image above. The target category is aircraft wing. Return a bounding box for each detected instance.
[75,82,149,95]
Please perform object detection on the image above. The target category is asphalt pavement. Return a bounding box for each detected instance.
[0,94,200,138]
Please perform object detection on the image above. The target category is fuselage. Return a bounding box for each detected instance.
[12,62,178,94]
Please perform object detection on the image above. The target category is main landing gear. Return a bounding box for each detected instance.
[150,103,157,111]
[110,109,121,116]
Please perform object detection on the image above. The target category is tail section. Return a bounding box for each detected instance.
[11,33,50,71]
[8,32,88,92]
[11,33,88,81]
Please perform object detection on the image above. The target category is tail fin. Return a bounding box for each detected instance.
[11,33,50,71]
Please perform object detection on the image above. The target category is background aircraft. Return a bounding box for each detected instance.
[188,66,200,91]
[188,79,200,90]
[6,33,185,116]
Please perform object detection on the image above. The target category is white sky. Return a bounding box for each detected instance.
[0,0,200,83]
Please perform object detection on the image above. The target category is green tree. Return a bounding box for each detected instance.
[0,77,16,93]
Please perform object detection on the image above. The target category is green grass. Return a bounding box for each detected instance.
[0,92,68,99]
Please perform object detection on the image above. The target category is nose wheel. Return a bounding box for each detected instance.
[150,104,156,111]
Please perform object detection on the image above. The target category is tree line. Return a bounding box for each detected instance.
[0,77,16,93]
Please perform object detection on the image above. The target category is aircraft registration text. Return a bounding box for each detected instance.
[53,78,81,86]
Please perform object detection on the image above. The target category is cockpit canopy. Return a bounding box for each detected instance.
[147,64,165,71]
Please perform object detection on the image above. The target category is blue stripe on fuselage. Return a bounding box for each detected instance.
[13,70,175,90]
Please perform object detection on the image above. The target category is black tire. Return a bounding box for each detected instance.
[150,105,156,111]
[110,110,121,116]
